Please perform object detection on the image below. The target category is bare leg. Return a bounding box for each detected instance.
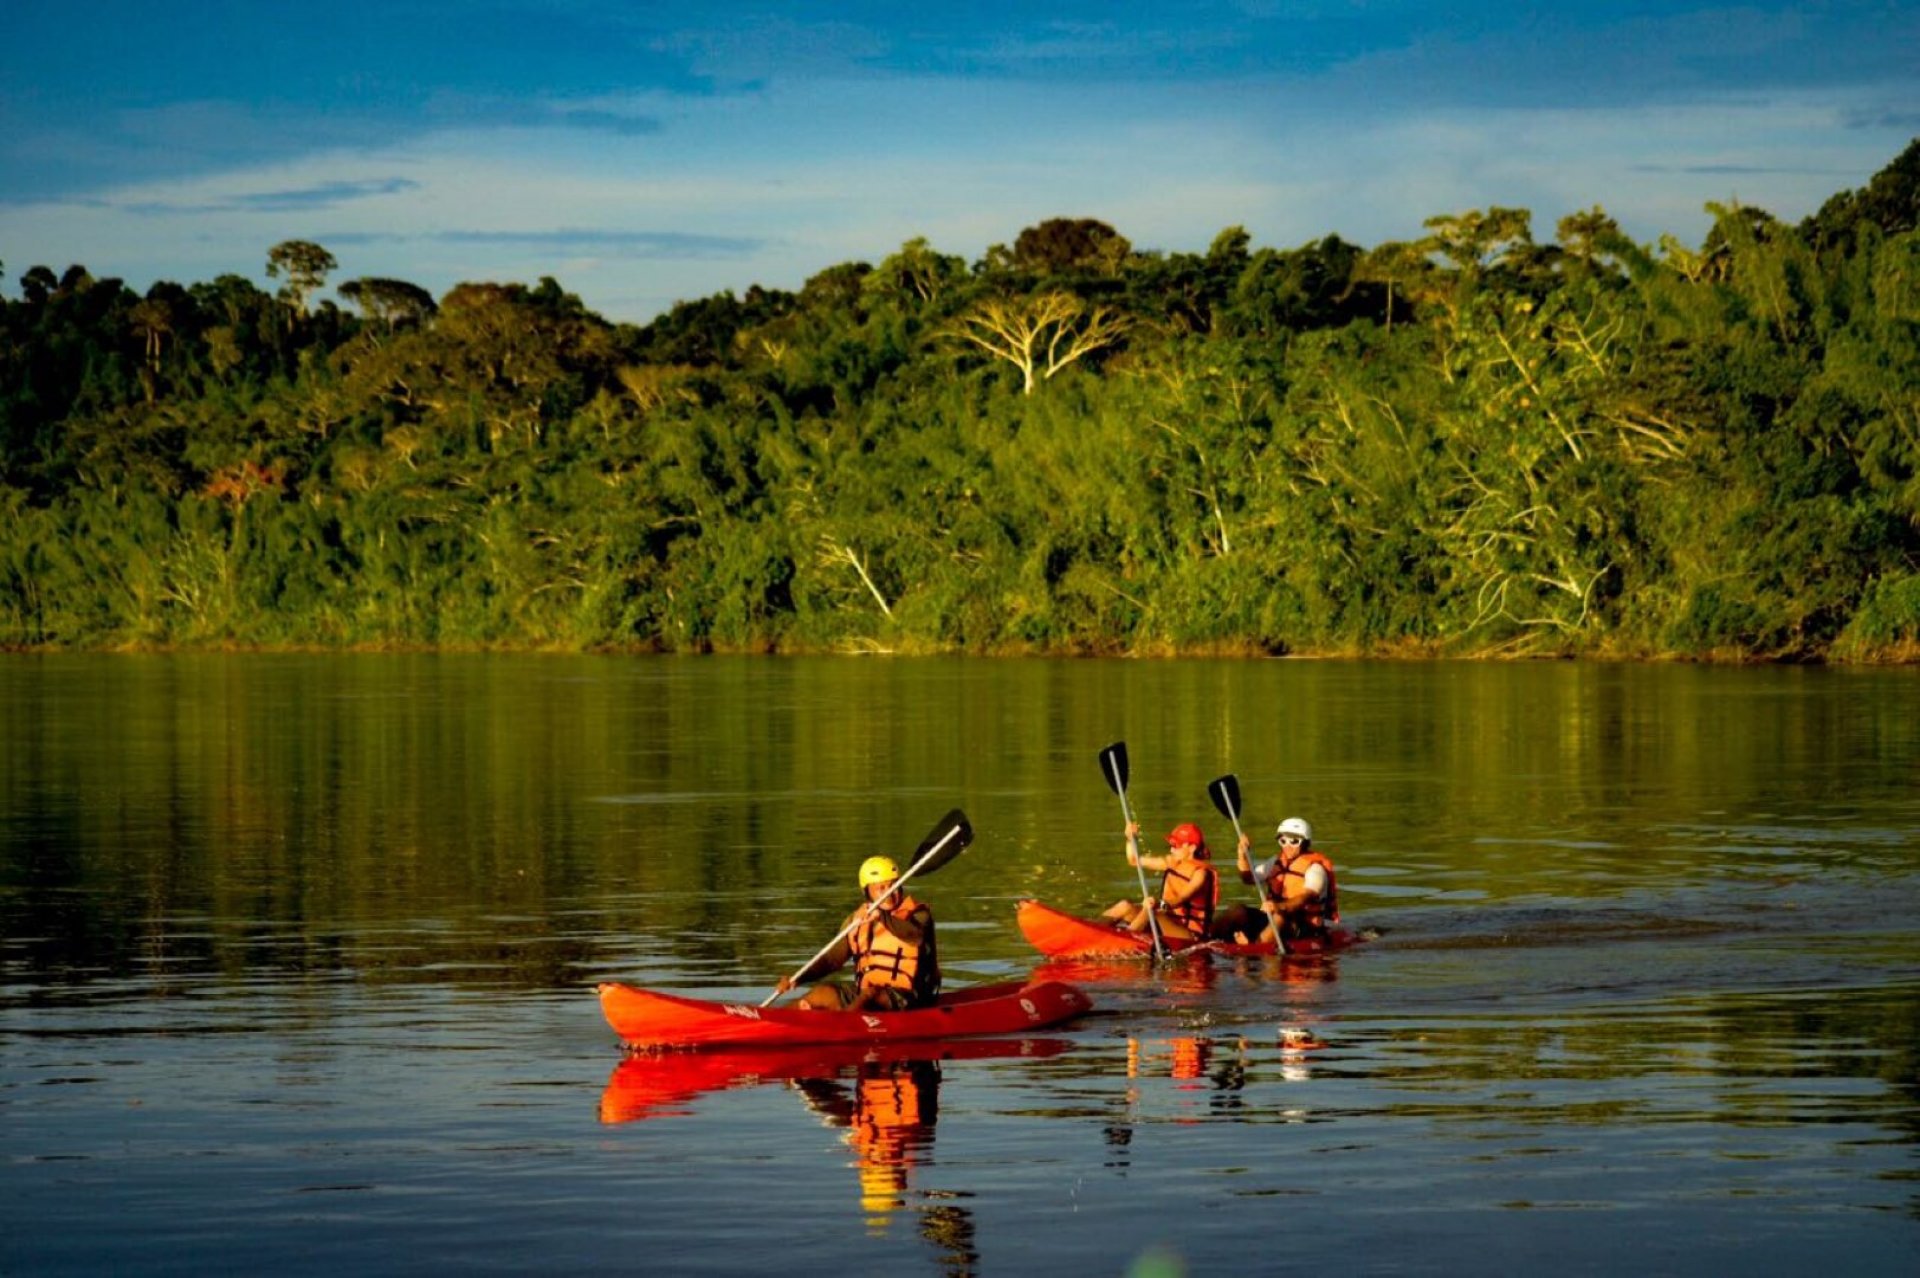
[798,984,852,1011]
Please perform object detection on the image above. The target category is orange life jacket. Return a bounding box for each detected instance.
[849,894,939,1003]
[1160,857,1218,934]
[1265,849,1339,933]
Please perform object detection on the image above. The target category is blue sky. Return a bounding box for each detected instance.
[3,2,1916,321]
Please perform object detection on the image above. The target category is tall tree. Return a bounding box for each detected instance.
[337,277,438,332]
[946,292,1130,394]
[265,240,338,316]
[1008,218,1132,276]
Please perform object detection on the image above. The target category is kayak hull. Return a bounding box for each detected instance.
[1016,898,1363,960]
[598,977,1094,1051]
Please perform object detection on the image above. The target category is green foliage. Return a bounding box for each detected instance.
[1833,572,1920,658]
[6,146,1920,659]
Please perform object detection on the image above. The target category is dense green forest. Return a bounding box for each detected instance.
[4,142,1919,659]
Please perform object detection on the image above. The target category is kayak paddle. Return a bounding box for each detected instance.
[762,808,974,1007]
[1099,741,1166,959]
[1207,772,1286,954]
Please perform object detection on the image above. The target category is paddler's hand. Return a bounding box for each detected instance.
[775,975,796,995]
[1237,833,1252,862]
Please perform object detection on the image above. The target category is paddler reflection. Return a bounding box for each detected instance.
[793,1056,977,1265]
[1105,1036,1253,1149]
[601,1047,982,1265]
[1129,1036,1249,1096]
[794,1057,938,1223]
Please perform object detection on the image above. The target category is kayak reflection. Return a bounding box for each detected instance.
[598,1035,1072,1124]
[600,1036,1071,1258]
[1027,955,1222,996]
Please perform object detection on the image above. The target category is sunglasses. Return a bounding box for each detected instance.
[1278,835,1305,845]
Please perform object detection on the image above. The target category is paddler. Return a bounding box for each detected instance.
[775,855,942,1011]
[1101,821,1218,942]
[1217,816,1339,946]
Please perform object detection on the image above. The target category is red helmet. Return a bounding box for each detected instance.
[1166,822,1205,848]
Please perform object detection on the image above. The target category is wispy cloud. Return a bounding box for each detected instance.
[432,228,763,257]
[1628,163,1849,177]
[418,93,665,136]
[278,226,764,260]
[549,109,663,137]
[233,178,423,211]
[1843,107,1920,132]
[120,177,422,216]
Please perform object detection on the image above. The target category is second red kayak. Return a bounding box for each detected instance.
[1016,898,1366,960]
[598,977,1094,1051]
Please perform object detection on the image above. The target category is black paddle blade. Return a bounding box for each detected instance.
[911,808,973,875]
[1207,774,1242,821]
[1098,741,1130,795]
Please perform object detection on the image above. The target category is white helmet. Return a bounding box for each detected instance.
[1276,817,1313,844]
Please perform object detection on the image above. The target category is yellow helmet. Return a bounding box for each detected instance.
[859,855,900,887]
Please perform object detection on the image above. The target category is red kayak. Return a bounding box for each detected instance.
[597,977,1094,1051]
[1016,898,1366,960]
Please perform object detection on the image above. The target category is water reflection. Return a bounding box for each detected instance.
[1028,954,1223,996]
[1218,951,1343,989]
[792,1061,942,1231]
[599,1038,1071,1270]
[5,655,1918,999]
[5,656,1920,1274]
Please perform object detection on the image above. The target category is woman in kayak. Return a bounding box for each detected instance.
[1101,821,1218,942]
[775,855,941,1012]
[1214,816,1339,945]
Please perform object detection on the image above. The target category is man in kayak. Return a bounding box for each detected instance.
[1215,816,1339,945]
[775,855,941,1012]
[1100,821,1218,942]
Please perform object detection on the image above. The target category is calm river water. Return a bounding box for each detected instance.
[3,655,1918,1275]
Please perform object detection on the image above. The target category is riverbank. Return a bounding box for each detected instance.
[6,631,1918,663]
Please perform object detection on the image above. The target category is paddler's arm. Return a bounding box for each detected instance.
[1235,833,1256,885]
[775,931,854,993]
[1123,820,1167,873]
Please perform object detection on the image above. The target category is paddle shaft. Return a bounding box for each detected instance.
[1210,773,1288,955]
[1102,746,1166,959]
[762,823,961,1007]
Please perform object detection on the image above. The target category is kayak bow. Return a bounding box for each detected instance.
[598,977,1094,1051]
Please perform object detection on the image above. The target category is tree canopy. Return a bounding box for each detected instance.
[4,143,1920,661]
